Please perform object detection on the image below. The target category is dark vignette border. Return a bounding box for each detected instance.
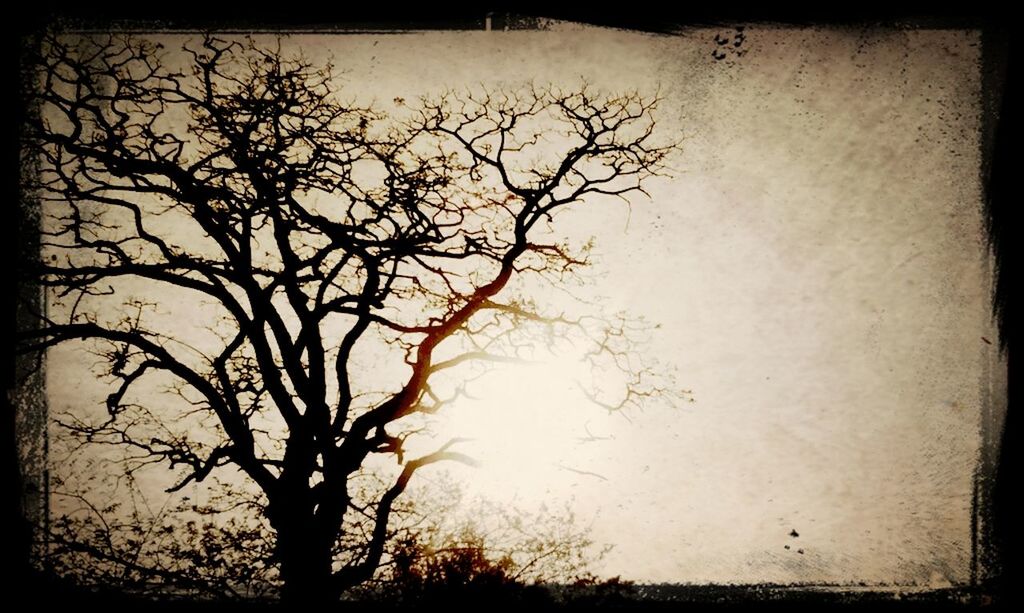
[4,7,1016,611]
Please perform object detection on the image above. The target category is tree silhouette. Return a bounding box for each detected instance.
[18,33,677,604]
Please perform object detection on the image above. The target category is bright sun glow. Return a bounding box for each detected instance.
[418,348,620,500]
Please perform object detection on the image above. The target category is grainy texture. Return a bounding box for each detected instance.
[36,24,1003,588]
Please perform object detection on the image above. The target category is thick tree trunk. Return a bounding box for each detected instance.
[276,524,336,605]
[271,488,339,605]
[268,434,341,605]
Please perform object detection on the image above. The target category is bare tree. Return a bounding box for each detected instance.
[18,32,678,604]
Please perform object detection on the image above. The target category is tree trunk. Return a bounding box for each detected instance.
[274,515,337,605]
[268,436,339,605]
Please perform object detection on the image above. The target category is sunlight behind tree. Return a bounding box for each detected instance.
[18,31,679,604]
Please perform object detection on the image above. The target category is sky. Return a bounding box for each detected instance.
[42,24,1003,587]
